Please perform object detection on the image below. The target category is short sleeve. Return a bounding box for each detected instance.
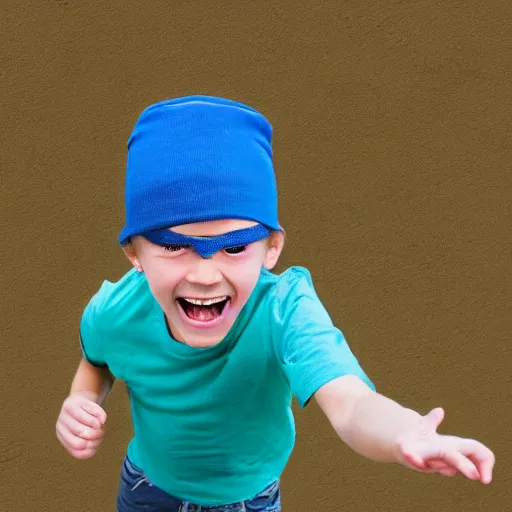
[275,270,375,407]
[79,295,107,368]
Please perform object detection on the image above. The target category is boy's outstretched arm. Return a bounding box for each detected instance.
[315,375,495,483]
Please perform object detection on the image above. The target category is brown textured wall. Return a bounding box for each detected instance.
[1,2,509,511]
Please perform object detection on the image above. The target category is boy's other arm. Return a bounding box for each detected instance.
[314,375,495,483]
[70,357,115,405]
[56,358,114,458]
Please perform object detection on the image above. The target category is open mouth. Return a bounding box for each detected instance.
[177,296,230,323]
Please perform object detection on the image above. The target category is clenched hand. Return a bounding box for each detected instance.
[56,393,107,459]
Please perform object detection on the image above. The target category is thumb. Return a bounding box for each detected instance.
[423,407,444,431]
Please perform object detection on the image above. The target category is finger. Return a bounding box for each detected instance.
[402,450,428,471]
[57,426,81,455]
[426,458,451,470]
[461,441,495,484]
[56,426,67,449]
[441,450,480,480]
[439,467,459,477]
[63,402,102,430]
[59,415,104,440]
[56,423,102,453]
[423,407,445,431]
[57,422,104,447]
[56,426,102,457]
[86,438,103,448]
[56,423,88,451]
[70,447,98,459]
[73,407,102,430]
[77,438,103,451]
[423,458,454,474]
[81,402,107,425]
[58,428,98,459]
[470,453,494,485]
[79,427,105,441]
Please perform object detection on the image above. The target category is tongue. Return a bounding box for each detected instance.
[187,304,220,322]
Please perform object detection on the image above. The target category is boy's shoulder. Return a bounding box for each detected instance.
[83,268,154,330]
[259,265,318,312]
[266,265,314,293]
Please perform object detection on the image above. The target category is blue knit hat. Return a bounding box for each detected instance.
[118,95,281,245]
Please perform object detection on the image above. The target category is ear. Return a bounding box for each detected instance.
[263,231,285,270]
[122,241,143,273]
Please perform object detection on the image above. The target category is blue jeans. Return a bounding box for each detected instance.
[116,455,282,512]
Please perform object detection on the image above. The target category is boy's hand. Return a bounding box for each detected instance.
[56,392,107,459]
[395,407,495,483]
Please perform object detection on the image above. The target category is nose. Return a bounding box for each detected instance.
[185,256,223,287]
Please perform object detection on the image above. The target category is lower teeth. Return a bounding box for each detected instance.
[180,300,227,321]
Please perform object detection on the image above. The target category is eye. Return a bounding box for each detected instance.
[162,244,188,252]
[224,245,247,255]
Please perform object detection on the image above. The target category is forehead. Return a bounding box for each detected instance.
[169,219,258,237]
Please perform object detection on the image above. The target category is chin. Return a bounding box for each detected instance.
[166,311,237,348]
[181,334,226,348]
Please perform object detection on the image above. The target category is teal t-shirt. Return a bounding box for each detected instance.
[80,266,374,505]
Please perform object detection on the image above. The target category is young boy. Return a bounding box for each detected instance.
[56,96,495,512]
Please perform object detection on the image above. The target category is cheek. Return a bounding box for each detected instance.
[227,256,265,300]
[141,259,181,301]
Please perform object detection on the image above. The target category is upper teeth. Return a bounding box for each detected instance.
[183,296,228,306]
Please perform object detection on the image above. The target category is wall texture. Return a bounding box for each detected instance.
[1,2,509,511]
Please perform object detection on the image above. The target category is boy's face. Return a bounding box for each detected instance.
[125,219,284,348]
